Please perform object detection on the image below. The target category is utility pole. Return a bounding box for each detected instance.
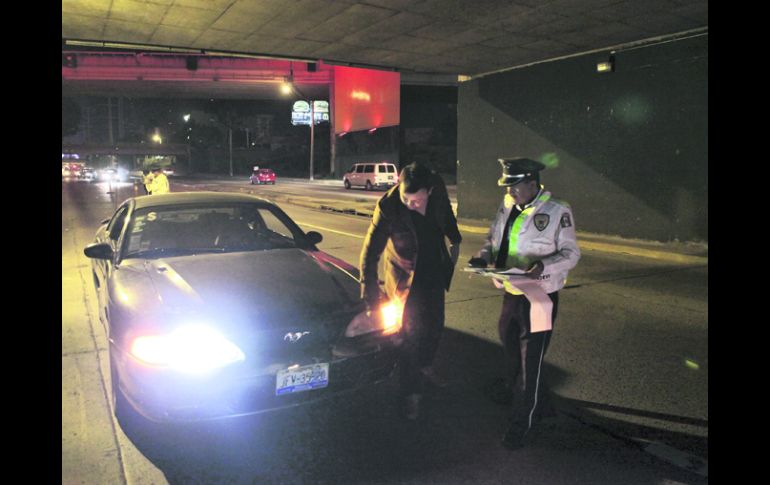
[310,100,315,181]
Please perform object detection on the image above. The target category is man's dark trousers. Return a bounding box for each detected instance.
[399,281,445,396]
[498,291,559,430]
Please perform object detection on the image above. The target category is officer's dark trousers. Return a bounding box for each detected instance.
[399,281,445,396]
[498,291,559,429]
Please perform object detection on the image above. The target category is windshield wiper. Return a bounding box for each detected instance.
[125,247,224,259]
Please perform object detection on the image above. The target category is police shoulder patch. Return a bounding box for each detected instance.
[560,213,572,228]
[533,213,550,231]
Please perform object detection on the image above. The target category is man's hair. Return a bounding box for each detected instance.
[400,162,433,193]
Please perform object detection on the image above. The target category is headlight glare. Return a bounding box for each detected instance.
[130,325,245,374]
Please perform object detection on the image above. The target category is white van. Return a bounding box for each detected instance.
[343,162,399,190]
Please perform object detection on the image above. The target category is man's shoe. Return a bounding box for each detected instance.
[421,367,448,388]
[483,378,512,405]
[403,394,422,420]
[501,423,528,450]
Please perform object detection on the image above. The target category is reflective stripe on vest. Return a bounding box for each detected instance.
[505,193,551,269]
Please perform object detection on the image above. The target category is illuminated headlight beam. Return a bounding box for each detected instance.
[130,325,245,374]
[345,299,403,338]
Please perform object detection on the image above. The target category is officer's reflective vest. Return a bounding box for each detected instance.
[475,188,580,294]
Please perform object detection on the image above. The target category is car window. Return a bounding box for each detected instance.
[107,206,129,241]
[123,203,304,258]
[387,165,396,173]
[364,165,374,173]
[355,165,364,173]
[377,165,385,173]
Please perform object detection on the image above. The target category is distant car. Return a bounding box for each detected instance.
[83,192,402,424]
[99,168,128,182]
[78,167,97,182]
[343,162,398,190]
[250,168,276,185]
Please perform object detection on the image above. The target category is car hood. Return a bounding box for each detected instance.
[113,248,362,334]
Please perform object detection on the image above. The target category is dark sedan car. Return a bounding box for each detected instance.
[84,192,402,424]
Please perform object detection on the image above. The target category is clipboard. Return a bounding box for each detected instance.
[463,266,553,332]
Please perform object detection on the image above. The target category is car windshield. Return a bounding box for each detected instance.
[123,203,303,259]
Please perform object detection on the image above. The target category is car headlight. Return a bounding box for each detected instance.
[130,325,245,374]
[345,299,403,338]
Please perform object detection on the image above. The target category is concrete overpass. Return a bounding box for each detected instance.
[62,0,708,241]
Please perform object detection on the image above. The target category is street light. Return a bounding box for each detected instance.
[183,114,192,172]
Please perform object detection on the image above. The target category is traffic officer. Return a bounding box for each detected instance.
[468,157,580,449]
[148,166,170,195]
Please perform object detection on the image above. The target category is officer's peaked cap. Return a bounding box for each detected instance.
[497,157,546,187]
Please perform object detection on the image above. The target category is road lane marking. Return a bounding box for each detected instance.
[296,221,365,239]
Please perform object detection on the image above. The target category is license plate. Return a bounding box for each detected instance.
[388,176,393,180]
[276,363,329,395]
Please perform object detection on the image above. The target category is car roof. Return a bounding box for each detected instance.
[132,191,274,210]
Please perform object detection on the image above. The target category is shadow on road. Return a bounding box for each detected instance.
[118,329,707,485]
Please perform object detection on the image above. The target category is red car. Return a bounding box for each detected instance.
[250,168,276,185]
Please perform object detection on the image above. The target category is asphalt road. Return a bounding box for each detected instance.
[62,179,708,484]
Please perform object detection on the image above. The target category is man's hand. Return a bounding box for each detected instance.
[450,244,461,266]
[467,257,488,268]
[364,288,387,315]
[525,260,544,279]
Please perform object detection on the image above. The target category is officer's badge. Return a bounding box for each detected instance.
[533,214,549,231]
[560,213,572,228]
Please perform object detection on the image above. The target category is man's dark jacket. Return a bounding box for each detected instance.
[360,173,462,304]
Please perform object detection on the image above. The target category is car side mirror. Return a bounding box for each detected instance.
[84,242,114,260]
[305,231,323,246]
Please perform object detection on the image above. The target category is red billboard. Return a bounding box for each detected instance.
[333,66,400,134]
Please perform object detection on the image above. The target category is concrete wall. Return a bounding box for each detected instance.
[457,34,707,243]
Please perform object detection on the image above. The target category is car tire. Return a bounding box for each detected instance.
[365,180,373,191]
[344,179,351,190]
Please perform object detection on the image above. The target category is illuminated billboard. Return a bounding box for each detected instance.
[333,66,400,134]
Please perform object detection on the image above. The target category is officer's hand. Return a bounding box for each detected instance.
[467,257,488,268]
[525,261,544,279]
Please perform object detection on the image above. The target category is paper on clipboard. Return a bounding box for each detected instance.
[463,267,553,333]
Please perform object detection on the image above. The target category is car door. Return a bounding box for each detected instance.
[353,164,364,186]
[93,204,130,325]
[363,164,375,186]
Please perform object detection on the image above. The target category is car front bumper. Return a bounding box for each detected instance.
[113,333,401,423]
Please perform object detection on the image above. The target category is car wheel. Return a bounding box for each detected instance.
[365,180,373,191]
[344,179,351,190]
